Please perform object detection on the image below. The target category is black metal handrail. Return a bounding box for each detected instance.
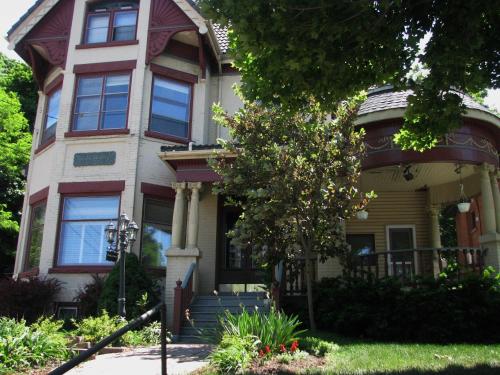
[49,303,167,375]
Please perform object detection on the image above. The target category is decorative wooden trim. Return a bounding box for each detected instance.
[150,64,198,83]
[17,267,40,279]
[75,40,139,49]
[29,187,50,206]
[34,136,55,155]
[144,130,189,144]
[73,60,137,74]
[43,74,64,95]
[141,182,175,200]
[221,64,239,74]
[64,129,130,138]
[165,39,198,63]
[48,266,113,274]
[58,181,125,194]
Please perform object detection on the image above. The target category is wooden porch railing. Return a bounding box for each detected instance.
[173,262,196,336]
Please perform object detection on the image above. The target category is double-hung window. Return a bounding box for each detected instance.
[41,88,61,144]
[84,2,138,44]
[73,74,130,131]
[24,202,47,270]
[57,196,119,266]
[150,76,192,140]
[141,198,173,268]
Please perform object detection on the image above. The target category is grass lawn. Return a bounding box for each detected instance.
[306,332,500,375]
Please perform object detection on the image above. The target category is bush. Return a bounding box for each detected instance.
[217,305,306,352]
[74,274,106,318]
[72,310,126,345]
[313,268,500,343]
[209,334,258,374]
[300,336,339,357]
[0,277,61,323]
[0,317,71,373]
[98,253,159,319]
[123,321,172,347]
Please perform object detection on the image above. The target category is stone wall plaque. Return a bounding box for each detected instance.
[74,151,116,167]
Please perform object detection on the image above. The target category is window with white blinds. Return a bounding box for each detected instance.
[57,196,119,265]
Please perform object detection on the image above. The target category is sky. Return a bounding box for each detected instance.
[1,1,499,112]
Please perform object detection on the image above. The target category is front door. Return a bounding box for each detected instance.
[387,226,416,277]
[216,202,266,293]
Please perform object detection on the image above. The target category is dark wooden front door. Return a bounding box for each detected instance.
[216,201,266,290]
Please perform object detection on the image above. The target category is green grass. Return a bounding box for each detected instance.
[306,332,500,375]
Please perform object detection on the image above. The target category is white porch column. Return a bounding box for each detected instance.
[490,170,500,234]
[186,182,202,250]
[429,205,442,276]
[479,164,500,269]
[170,182,186,250]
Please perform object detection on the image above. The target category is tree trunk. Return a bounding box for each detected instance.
[304,244,317,331]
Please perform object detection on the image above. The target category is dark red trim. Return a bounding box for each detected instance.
[76,40,139,49]
[150,64,198,83]
[144,130,189,144]
[48,266,113,274]
[58,181,125,194]
[65,129,130,138]
[165,39,199,63]
[34,137,55,155]
[221,64,239,74]
[17,267,40,279]
[73,60,137,74]
[29,187,50,205]
[141,182,175,200]
[43,74,64,95]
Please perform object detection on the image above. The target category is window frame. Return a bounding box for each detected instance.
[40,84,62,146]
[71,71,132,133]
[54,192,122,269]
[23,200,47,272]
[83,5,139,46]
[146,67,195,144]
[140,196,174,270]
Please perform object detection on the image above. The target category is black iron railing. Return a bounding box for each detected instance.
[49,303,168,375]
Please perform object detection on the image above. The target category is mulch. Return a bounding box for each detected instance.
[245,354,326,374]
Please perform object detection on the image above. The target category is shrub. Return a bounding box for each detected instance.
[300,336,339,357]
[217,305,306,351]
[98,253,159,319]
[74,274,106,318]
[72,310,126,345]
[209,334,258,374]
[312,268,500,343]
[0,317,70,373]
[123,321,172,347]
[0,277,61,323]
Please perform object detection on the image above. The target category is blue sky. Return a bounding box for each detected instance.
[2,1,499,112]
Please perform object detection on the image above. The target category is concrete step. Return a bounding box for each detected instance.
[189,304,268,314]
[190,300,267,307]
[183,319,218,328]
[175,335,210,344]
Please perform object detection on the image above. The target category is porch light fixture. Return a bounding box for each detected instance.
[356,209,369,220]
[104,213,139,317]
[455,165,470,213]
[403,165,414,181]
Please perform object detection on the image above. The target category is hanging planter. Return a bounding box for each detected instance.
[356,209,369,220]
[457,201,471,213]
[455,165,470,213]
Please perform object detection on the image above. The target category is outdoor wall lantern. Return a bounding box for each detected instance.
[356,209,369,220]
[104,213,139,317]
[455,165,470,213]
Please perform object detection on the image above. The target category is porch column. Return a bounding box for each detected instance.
[479,164,500,269]
[170,182,187,250]
[490,170,500,234]
[429,205,442,276]
[186,182,202,250]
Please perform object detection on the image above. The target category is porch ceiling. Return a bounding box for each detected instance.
[360,162,476,192]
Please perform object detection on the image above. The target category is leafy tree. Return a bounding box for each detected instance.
[0,88,31,272]
[201,0,499,150]
[210,95,373,329]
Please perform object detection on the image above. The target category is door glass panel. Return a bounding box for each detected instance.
[224,212,242,269]
[389,227,414,276]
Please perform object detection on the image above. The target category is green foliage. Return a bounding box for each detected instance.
[209,334,258,374]
[312,269,500,343]
[300,336,339,357]
[72,310,126,345]
[201,0,499,150]
[0,317,70,374]
[217,305,306,350]
[123,321,172,347]
[74,274,106,318]
[0,277,62,323]
[275,349,308,364]
[98,253,159,319]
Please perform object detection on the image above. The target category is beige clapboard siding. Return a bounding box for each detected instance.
[318,190,430,278]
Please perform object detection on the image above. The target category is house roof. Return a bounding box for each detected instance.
[212,24,229,54]
[358,86,497,118]
[6,0,44,36]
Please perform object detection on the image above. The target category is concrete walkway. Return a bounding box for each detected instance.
[67,344,213,375]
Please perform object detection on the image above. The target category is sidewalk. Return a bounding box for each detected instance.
[67,344,213,375]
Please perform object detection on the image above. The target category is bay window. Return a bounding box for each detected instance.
[73,73,130,131]
[41,87,61,144]
[84,2,138,44]
[57,196,119,266]
[150,76,192,140]
[24,202,46,270]
[141,198,173,268]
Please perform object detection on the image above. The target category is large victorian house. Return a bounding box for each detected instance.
[7,0,500,335]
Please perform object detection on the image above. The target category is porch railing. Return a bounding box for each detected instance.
[280,257,317,297]
[173,262,196,336]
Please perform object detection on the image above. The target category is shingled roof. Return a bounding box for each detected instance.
[212,24,229,54]
[358,86,496,117]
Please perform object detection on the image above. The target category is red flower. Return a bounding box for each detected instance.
[265,345,271,353]
[290,340,299,352]
[259,349,265,357]
[279,344,286,353]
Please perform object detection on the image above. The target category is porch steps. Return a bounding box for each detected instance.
[176,293,270,343]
